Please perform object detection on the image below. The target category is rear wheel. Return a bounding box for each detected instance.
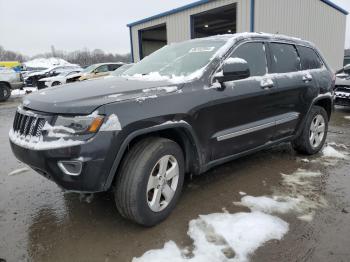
[0,83,11,102]
[52,81,61,86]
[292,106,328,155]
[114,137,185,226]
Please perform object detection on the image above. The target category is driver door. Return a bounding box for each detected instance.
[209,41,278,160]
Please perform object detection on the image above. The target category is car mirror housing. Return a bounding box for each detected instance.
[215,58,250,84]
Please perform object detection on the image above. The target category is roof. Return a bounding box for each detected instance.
[127,0,348,27]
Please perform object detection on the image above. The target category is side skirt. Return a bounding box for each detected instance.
[199,135,294,174]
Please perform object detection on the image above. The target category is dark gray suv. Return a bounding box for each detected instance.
[10,33,334,226]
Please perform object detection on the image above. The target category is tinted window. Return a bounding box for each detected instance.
[230,42,267,76]
[297,46,322,70]
[270,43,300,73]
[108,64,122,71]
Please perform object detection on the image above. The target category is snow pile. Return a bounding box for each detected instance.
[100,114,122,131]
[8,167,29,176]
[344,116,350,120]
[11,87,37,97]
[235,169,326,222]
[235,196,300,214]
[322,145,347,159]
[24,57,75,69]
[133,212,288,262]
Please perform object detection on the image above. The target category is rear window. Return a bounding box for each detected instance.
[270,43,300,73]
[297,46,323,70]
[230,42,267,76]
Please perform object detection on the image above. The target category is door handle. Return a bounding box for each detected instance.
[302,73,313,82]
[260,78,274,89]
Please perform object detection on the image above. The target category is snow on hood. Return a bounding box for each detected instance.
[23,76,183,114]
[24,57,77,69]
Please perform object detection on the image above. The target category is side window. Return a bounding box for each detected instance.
[270,43,301,73]
[230,42,267,77]
[297,46,323,70]
[108,64,122,71]
[95,65,109,73]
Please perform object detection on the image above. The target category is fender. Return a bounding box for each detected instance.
[294,92,333,139]
[103,121,203,190]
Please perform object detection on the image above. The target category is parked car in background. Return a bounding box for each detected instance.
[25,65,81,87]
[335,64,350,106]
[0,67,24,102]
[66,62,124,83]
[9,33,334,226]
[37,69,83,89]
[111,63,134,77]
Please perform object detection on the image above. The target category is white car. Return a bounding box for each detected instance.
[38,70,83,88]
[0,67,24,102]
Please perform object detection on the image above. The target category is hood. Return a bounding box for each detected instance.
[27,68,50,77]
[66,72,83,79]
[22,76,183,114]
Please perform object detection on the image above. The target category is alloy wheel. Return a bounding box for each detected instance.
[309,114,326,148]
[146,155,179,212]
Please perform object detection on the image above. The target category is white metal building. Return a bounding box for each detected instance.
[127,0,348,70]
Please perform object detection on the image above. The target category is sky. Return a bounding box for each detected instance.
[0,0,349,56]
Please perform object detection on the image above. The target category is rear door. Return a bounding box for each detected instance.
[210,41,279,160]
[268,42,317,140]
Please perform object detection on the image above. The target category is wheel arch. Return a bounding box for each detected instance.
[103,122,202,190]
[0,81,11,88]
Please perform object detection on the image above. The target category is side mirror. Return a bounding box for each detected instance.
[214,58,250,84]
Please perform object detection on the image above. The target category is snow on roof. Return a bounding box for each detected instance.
[24,57,77,69]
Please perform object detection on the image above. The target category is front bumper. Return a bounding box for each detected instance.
[335,91,350,106]
[10,131,117,193]
[10,81,24,90]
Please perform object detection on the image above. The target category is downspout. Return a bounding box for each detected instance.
[250,0,255,32]
[129,27,134,63]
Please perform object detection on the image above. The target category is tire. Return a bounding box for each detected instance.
[114,137,185,226]
[292,106,328,155]
[52,81,61,86]
[0,83,11,102]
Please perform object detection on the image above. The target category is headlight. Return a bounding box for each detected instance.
[45,112,104,137]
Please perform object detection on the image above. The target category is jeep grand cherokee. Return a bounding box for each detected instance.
[9,33,334,226]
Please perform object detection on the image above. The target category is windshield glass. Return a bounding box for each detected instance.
[82,64,98,73]
[123,39,226,77]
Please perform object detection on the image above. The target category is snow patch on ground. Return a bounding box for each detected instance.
[322,145,347,159]
[11,87,37,97]
[133,212,288,262]
[344,116,350,120]
[235,169,326,222]
[8,167,29,176]
[100,114,122,131]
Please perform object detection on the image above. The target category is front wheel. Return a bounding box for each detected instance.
[114,137,185,226]
[0,84,11,102]
[292,105,328,155]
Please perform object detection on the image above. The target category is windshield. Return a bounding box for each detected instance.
[123,39,226,77]
[82,64,98,73]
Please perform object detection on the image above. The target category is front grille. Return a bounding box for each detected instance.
[13,110,46,137]
[335,87,350,93]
